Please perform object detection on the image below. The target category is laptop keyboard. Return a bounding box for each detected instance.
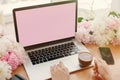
[28,42,79,65]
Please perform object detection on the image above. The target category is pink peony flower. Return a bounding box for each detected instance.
[106,18,120,30]
[1,50,21,70]
[78,21,91,29]
[76,21,94,44]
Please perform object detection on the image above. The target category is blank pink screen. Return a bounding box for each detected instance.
[15,2,76,47]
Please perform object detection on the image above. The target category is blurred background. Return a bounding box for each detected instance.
[0,0,120,24]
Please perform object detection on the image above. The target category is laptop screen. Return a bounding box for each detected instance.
[14,1,76,47]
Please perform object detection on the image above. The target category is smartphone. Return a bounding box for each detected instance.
[99,47,114,65]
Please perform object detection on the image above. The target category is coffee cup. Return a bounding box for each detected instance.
[78,52,93,67]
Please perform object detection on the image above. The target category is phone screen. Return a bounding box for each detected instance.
[99,47,114,65]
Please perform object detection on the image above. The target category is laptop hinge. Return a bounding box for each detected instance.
[24,37,74,51]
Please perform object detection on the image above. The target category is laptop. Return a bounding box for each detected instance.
[13,1,89,80]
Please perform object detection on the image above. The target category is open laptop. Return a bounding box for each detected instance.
[13,1,89,80]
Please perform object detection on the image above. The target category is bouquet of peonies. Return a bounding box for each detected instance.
[76,11,120,46]
[0,26,27,80]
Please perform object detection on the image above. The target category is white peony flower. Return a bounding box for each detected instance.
[12,42,27,63]
[95,30,114,46]
[91,19,115,46]
[0,36,13,57]
[0,25,4,38]
[0,61,12,80]
[77,26,94,44]
[116,27,120,40]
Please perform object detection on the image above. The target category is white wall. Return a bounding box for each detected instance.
[111,0,120,12]
[51,0,112,10]
[0,0,51,24]
[51,0,112,17]
[78,0,112,10]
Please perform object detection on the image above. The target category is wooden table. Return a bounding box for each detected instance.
[12,44,120,80]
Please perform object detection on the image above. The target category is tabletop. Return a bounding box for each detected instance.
[12,44,120,80]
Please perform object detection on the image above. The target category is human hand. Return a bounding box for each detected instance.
[50,62,70,80]
[93,58,112,80]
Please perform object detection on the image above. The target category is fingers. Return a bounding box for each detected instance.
[94,75,103,80]
[93,58,103,76]
[94,59,98,69]
[97,58,106,64]
[94,58,105,69]
[59,61,69,71]
[94,58,107,67]
[50,64,57,75]
[93,59,98,71]
[59,61,64,67]
[57,61,64,69]
[50,61,68,74]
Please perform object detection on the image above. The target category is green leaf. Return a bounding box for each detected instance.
[78,17,83,23]
[118,13,120,17]
[109,11,120,18]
